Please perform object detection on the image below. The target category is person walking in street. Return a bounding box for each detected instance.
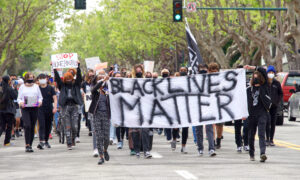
[265,65,283,146]
[0,75,17,146]
[17,72,43,152]
[246,67,271,162]
[36,74,57,150]
[53,61,83,150]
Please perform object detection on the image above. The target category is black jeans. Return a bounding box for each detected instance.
[234,119,249,147]
[132,128,150,153]
[38,108,53,142]
[0,112,14,144]
[77,114,81,137]
[165,128,179,141]
[116,127,126,142]
[84,112,92,132]
[22,108,38,146]
[266,105,277,142]
[248,112,268,157]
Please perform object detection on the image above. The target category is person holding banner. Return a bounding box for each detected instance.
[90,74,111,165]
[17,72,43,152]
[246,67,271,162]
[130,64,152,159]
[53,61,83,150]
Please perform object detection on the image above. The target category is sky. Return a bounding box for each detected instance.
[52,0,102,49]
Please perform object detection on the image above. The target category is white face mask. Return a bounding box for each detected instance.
[268,73,275,79]
[39,79,47,85]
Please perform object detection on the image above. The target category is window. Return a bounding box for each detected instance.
[285,75,300,86]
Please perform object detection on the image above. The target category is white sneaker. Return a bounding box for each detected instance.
[34,134,38,138]
[237,147,242,153]
[75,137,80,143]
[93,149,99,157]
[244,146,250,151]
[145,151,152,159]
[209,150,216,157]
[198,150,203,156]
[181,147,188,154]
[171,140,176,151]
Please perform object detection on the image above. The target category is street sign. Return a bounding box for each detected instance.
[187,2,196,13]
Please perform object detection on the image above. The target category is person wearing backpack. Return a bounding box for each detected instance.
[0,75,18,146]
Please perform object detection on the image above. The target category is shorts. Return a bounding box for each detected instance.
[15,109,21,118]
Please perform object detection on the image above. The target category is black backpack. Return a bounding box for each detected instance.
[0,83,8,110]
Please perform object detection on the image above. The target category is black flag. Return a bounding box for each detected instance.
[186,23,203,74]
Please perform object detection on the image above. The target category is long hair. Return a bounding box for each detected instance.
[250,71,266,86]
[131,64,145,78]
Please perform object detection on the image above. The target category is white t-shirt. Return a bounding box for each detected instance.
[17,84,43,107]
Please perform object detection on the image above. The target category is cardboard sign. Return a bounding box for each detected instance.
[51,53,78,69]
[144,61,155,73]
[85,57,101,70]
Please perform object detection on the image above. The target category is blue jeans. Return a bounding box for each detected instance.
[110,124,116,140]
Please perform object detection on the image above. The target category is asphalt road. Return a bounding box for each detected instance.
[1,117,300,180]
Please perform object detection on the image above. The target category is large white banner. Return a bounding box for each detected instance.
[85,57,101,70]
[51,53,78,69]
[108,69,249,128]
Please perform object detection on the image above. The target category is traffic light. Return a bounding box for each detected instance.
[75,0,86,10]
[173,0,183,22]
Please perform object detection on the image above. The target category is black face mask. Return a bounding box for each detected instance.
[180,72,187,76]
[66,81,73,85]
[26,79,34,84]
[199,70,207,74]
[136,72,143,78]
[253,78,260,85]
[162,73,169,78]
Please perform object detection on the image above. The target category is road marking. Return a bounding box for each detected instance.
[151,152,163,158]
[223,127,300,151]
[175,170,198,180]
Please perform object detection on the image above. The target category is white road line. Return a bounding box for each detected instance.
[151,152,163,158]
[175,170,198,180]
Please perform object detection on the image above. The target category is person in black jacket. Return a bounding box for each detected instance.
[53,62,83,150]
[265,66,283,146]
[245,67,271,162]
[0,75,17,146]
[90,73,111,165]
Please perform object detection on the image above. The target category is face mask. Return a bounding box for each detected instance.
[180,72,187,76]
[39,79,47,85]
[26,79,34,84]
[268,73,275,79]
[253,78,260,85]
[162,73,169,78]
[66,80,72,85]
[136,72,143,78]
[199,70,207,74]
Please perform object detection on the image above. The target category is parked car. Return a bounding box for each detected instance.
[278,71,300,107]
[288,89,300,121]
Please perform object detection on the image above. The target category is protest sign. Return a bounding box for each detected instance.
[51,53,78,69]
[95,62,108,74]
[85,57,101,70]
[24,96,39,107]
[144,61,155,73]
[108,69,248,128]
[84,92,92,112]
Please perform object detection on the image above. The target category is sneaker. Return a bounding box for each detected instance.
[117,142,123,149]
[4,143,10,147]
[171,140,176,151]
[49,134,53,139]
[44,142,51,148]
[37,142,44,150]
[109,139,113,145]
[130,150,136,156]
[16,131,20,137]
[198,150,203,156]
[136,153,140,158]
[98,158,104,165]
[270,141,275,146]
[34,134,38,138]
[88,132,92,136]
[260,154,267,162]
[11,135,15,140]
[237,147,242,153]
[93,149,99,157]
[145,151,152,159]
[250,156,255,161]
[104,151,110,161]
[265,140,270,146]
[75,137,80,143]
[29,146,34,152]
[19,130,23,136]
[209,150,216,157]
[244,146,250,151]
[25,146,31,153]
[181,147,188,154]
[68,145,72,150]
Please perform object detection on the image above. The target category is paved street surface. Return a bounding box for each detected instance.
[1,117,300,180]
